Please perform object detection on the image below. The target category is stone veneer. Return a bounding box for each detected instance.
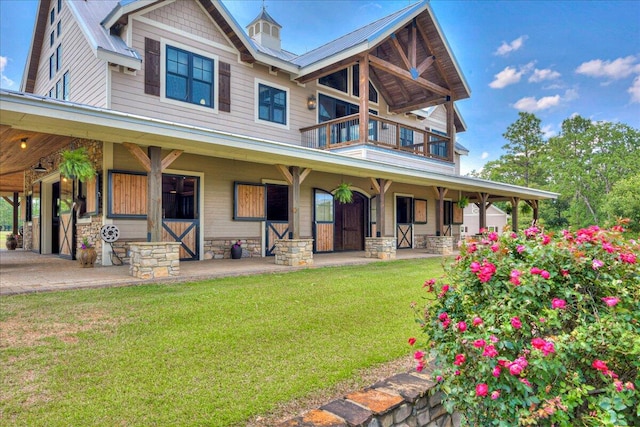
[365,237,397,260]
[279,370,460,427]
[425,236,453,255]
[129,242,181,279]
[203,238,261,259]
[274,239,314,266]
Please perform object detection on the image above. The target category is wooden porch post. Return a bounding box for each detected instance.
[358,53,370,143]
[12,192,19,235]
[434,187,448,236]
[377,178,386,236]
[477,192,490,232]
[288,166,301,239]
[446,99,455,163]
[147,146,162,242]
[511,197,520,232]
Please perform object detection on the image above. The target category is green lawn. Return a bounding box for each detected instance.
[0,258,443,426]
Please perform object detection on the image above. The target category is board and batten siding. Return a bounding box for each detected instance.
[33,2,107,106]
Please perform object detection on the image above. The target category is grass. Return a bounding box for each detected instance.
[0,258,443,426]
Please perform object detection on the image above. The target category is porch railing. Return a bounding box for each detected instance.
[300,114,452,162]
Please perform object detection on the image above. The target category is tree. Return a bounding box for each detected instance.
[546,116,640,228]
[603,174,640,233]
[500,112,546,188]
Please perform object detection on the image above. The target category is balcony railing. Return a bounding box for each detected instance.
[300,114,452,162]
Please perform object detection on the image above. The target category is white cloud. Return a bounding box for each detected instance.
[495,36,527,56]
[513,95,561,112]
[629,76,640,104]
[489,62,534,89]
[512,89,578,112]
[575,55,640,79]
[529,68,561,83]
[481,152,489,160]
[0,56,14,89]
[541,125,556,138]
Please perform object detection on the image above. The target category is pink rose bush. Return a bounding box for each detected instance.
[414,223,639,426]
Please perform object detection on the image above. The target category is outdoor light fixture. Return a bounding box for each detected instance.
[20,138,27,149]
[33,158,52,173]
[307,95,317,110]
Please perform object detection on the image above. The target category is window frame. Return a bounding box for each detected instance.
[49,54,55,79]
[62,71,69,100]
[55,44,62,72]
[160,40,218,113]
[255,79,289,129]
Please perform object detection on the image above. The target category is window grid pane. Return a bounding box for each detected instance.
[258,84,286,125]
[166,46,214,108]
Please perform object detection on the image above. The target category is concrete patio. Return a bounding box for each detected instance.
[0,248,446,296]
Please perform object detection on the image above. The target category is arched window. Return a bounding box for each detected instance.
[272,27,279,38]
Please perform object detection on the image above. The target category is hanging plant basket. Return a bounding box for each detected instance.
[333,183,353,204]
[59,148,96,182]
[457,196,469,209]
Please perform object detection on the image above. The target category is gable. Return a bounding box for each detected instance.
[139,0,234,51]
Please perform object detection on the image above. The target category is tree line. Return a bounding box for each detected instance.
[470,112,640,232]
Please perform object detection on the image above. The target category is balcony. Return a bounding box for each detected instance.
[300,114,453,162]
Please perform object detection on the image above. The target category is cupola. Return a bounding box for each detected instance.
[247,6,282,51]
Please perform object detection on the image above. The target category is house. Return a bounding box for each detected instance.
[0,0,556,275]
[461,204,509,238]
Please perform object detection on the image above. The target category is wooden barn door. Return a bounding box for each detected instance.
[162,174,199,260]
[396,196,413,249]
[335,192,365,251]
[313,189,334,252]
[265,184,288,256]
[58,178,74,258]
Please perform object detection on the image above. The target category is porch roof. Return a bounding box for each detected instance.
[0,90,557,202]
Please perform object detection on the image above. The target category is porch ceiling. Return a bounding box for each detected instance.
[0,125,72,178]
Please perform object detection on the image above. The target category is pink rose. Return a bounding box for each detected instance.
[457,321,468,332]
[530,267,543,275]
[542,234,551,245]
[454,353,466,366]
[592,259,604,270]
[436,375,443,382]
[517,245,525,253]
[511,317,522,329]
[509,363,523,376]
[414,351,425,360]
[620,252,637,264]
[470,261,481,272]
[438,312,449,322]
[540,270,550,279]
[489,335,499,343]
[492,366,501,377]
[551,298,566,309]
[472,316,483,327]
[491,390,500,400]
[488,231,499,242]
[490,244,500,252]
[423,279,436,291]
[475,383,488,397]
[601,297,619,307]
[482,345,498,358]
[473,339,486,348]
[592,359,608,372]
[408,337,416,346]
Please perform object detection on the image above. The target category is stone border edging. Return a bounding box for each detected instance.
[278,370,460,427]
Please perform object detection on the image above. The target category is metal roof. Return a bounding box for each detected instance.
[291,2,424,67]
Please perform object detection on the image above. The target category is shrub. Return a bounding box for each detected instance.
[412,223,639,426]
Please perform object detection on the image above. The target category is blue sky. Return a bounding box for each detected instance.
[1,0,639,174]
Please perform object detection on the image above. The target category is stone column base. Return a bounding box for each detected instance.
[274,239,313,266]
[129,242,181,279]
[426,236,453,255]
[365,237,397,260]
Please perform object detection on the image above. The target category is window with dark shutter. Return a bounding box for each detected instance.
[145,38,160,96]
[218,61,231,112]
